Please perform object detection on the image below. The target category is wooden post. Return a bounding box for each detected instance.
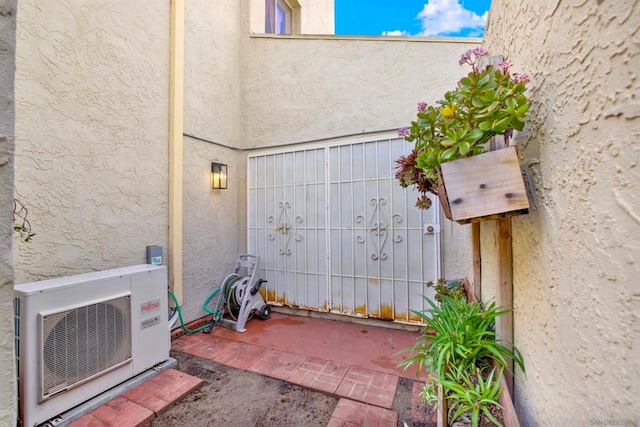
[496,218,514,393]
[437,384,447,427]
[472,223,481,300]
[482,54,515,395]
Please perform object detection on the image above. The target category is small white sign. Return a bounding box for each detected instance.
[151,256,162,265]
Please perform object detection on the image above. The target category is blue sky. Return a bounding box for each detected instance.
[335,0,492,37]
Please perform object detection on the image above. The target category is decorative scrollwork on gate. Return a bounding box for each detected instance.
[354,198,404,260]
[392,214,404,243]
[355,215,366,244]
[268,202,303,255]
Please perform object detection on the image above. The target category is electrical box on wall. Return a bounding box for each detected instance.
[147,245,163,265]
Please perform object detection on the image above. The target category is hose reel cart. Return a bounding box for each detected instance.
[213,254,271,333]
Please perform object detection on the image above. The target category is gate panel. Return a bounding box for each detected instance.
[248,137,439,323]
[248,149,328,311]
[327,138,439,322]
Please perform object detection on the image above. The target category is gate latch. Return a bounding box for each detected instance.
[423,223,440,235]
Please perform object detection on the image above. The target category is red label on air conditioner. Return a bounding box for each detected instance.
[140,298,161,315]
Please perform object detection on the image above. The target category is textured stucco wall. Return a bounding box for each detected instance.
[248,0,334,34]
[441,220,473,282]
[241,36,480,148]
[181,137,243,322]
[179,0,245,321]
[483,0,640,424]
[14,0,170,282]
[0,1,17,424]
[184,0,242,145]
[298,0,334,35]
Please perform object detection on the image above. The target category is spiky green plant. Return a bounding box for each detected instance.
[441,366,505,427]
[397,292,525,427]
[400,297,524,379]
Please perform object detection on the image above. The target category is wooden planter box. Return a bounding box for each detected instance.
[435,278,521,427]
[437,147,529,224]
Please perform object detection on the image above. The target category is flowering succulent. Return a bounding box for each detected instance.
[396,48,531,209]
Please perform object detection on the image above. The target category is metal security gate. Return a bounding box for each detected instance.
[247,137,440,324]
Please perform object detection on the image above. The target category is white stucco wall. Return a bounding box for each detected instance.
[0,0,17,424]
[249,0,334,35]
[14,0,171,282]
[482,0,640,424]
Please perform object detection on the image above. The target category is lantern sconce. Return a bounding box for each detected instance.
[211,162,228,189]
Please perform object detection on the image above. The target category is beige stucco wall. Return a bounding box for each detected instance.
[0,0,17,424]
[182,138,244,321]
[180,0,246,321]
[241,36,480,148]
[249,0,334,35]
[298,0,334,35]
[482,0,640,424]
[184,0,242,145]
[442,220,473,282]
[13,0,171,282]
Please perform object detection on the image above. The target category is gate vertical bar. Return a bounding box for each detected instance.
[376,140,381,317]
[403,140,410,322]
[388,139,395,319]
[303,150,308,308]
[362,143,368,315]
[273,155,279,303]
[325,146,331,312]
[293,152,298,306]
[350,144,356,313]
[315,150,320,309]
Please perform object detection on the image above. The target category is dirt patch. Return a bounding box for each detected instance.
[393,377,436,427]
[150,351,338,427]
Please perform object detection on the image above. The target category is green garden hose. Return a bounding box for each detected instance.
[222,275,244,320]
[169,288,223,333]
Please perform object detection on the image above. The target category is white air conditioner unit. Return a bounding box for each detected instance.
[14,265,170,427]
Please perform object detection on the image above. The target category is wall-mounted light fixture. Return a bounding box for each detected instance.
[211,162,228,189]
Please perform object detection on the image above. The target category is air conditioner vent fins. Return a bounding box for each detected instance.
[40,295,132,399]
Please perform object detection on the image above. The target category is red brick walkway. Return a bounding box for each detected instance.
[71,312,427,426]
[69,369,202,427]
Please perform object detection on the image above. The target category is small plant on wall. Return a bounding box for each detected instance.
[395,48,531,222]
[13,199,35,242]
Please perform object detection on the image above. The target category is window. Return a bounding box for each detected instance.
[265,0,293,35]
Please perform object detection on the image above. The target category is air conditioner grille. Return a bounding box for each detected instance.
[40,295,132,399]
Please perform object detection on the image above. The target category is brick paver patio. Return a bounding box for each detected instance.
[67,312,428,426]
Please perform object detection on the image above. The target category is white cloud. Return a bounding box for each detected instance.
[382,30,410,36]
[416,0,487,36]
